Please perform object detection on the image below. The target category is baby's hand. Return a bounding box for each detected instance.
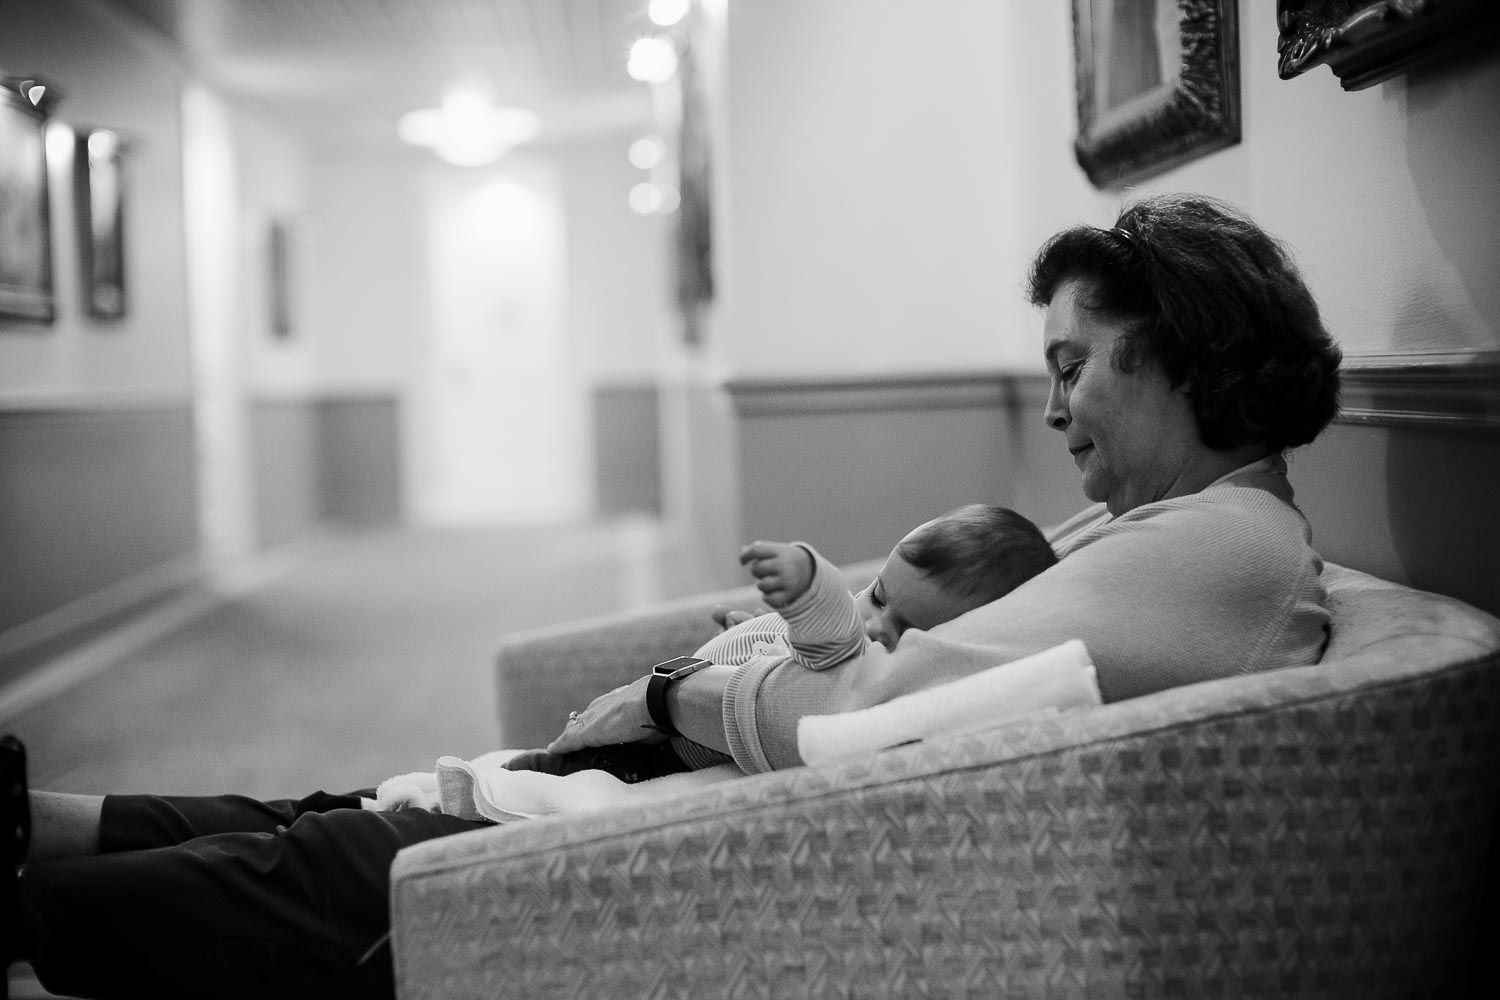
[739,541,814,609]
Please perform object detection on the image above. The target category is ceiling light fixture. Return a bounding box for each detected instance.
[628,135,665,170]
[627,36,678,84]
[648,0,691,27]
[398,89,540,167]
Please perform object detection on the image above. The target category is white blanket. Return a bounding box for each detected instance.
[371,640,1100,820]
[370,752,743,823]
[795,638,1101,767]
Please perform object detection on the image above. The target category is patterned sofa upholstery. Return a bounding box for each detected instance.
[389,562,1500,999]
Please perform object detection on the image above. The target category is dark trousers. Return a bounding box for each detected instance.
[20,791,486,1000]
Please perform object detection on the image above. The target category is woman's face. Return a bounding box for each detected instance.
[1042,279,1204,516]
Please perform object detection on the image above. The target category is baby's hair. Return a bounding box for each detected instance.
[897,504,1057,604]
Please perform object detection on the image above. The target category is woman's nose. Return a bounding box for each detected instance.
[1044,381,1070,430]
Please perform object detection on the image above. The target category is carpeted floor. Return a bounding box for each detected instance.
[5,517,693,799]
[5,516,700,997]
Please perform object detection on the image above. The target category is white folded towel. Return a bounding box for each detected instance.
[371,750,743,823]
[796,639,1101,767]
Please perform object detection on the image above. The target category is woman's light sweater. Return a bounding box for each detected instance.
[721,456,1330,774]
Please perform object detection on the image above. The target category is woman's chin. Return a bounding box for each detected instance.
[1079,475,1111,507]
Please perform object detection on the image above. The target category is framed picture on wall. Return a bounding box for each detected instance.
[1277,0,1500,91]
[268,217,293,339]
[1071,0,1241,188]
[0,76,60,323]
[75,128,129,320]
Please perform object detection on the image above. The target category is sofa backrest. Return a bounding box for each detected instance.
[1322,561,1500,674]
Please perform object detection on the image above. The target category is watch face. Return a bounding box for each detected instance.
[653,655,709,678]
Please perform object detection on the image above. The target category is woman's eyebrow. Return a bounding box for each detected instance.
[1044,339,1079,367]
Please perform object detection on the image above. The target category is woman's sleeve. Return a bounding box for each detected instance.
[721,494,1325,773]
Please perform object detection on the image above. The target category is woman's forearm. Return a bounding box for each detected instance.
[665,663,734,755]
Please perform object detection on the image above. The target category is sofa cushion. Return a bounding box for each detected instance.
[1321,561,1500,669]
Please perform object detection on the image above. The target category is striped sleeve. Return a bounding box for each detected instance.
[778,545,867,671]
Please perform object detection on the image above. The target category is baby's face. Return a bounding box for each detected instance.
[855,546,965,653]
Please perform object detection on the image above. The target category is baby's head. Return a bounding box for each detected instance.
[856,504,1057,652]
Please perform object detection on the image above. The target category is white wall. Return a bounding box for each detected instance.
[0,0,192,401]
[1009,0,1500,361]
[234,105,315,396]
[303,134,670,523]
[555,140,676,384]
[304,154,427,393]
[716,0,1027,377]
[712,0,1500,381]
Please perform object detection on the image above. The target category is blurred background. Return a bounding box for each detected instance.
[1,0,1497,796]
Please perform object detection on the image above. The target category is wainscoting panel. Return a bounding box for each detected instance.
[0,402,197,638]
[315,395,402,522]
[726,374,1019,568]
[593,383,661,517]
[251,399,322,549]
[251,393,402,547]
[1297,352,1500,617]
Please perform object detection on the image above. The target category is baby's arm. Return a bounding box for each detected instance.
[742,541,864,671]
[739,541,815,607]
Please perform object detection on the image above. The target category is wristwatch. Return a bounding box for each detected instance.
[645,655,713,737]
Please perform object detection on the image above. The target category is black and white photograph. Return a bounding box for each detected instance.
[3,2,1498,998]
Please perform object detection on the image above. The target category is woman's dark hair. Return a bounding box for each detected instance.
[1026,194,1342,451]
[898,504,1057,604]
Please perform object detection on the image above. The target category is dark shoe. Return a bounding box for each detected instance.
[1,735,28,867]
[3,734,31,984]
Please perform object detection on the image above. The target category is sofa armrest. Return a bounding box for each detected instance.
[496,560,882,748]
[395,645,1500,999]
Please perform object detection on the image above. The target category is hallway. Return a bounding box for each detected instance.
[2,517,690,801]
[3,515,699,998]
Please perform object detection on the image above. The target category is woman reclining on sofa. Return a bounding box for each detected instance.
[4,193,1343,1000]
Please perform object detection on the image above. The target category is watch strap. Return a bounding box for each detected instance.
[645,656,711,737]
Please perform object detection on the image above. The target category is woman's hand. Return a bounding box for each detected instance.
[545,675,667,755]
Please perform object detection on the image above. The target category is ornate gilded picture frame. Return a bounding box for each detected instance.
[1277,0,1500,91]
[1071,0,1241,189]
[75,128,129,320]
[0,76,60,323]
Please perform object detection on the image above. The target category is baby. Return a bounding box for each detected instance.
[515,503,1058,779]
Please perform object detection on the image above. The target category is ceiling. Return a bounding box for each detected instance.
[107,0,663,152]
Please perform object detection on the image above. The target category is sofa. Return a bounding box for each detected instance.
[389,561,1500,998]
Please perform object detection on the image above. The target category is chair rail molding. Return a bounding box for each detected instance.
[722,371,1014,417]
[1338,350,1500,434]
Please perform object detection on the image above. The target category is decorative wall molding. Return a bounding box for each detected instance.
[724,372,1014,417]
[720,354,1500,434]
[1337,351,1500,433]
[0,387,193,413]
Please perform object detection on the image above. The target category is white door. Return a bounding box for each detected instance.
[408,163,588,524]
